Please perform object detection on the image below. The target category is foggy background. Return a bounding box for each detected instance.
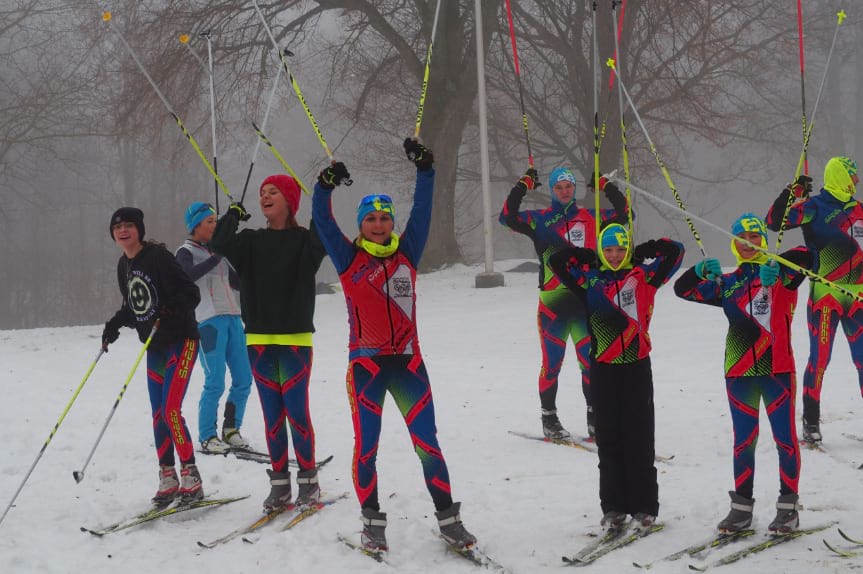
[1,0,860,329]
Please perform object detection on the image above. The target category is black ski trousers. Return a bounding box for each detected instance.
[592,357,659,517]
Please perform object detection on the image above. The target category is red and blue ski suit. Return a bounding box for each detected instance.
[499,183,630,419]
[550,239,683,519]
[312,168,455,512]
[766,188,863,424]
[674,248,812,498]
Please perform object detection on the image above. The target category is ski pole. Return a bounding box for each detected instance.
[612,176,863,304]
[240,49,287,203]
[179,31,221,215]
[610,0,633,236]
[504,0,535,168]
[252,121,310,195]
[73,321,160,484]
[252,0,346,177]
[414,0,442,141]
[597,0,627,154]
[796,0,808,178]
[591,1,601,239]
[101,12,235,203]
[774,9,846,251]
[606,57,708,256]
[0,347,106,527]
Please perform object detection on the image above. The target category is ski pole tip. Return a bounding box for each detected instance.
[101,11,112,23]
[179,34,190,44]
[606,57,617,70]
[837,10,847,25]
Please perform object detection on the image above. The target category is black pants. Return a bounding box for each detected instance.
[592,357,659,517]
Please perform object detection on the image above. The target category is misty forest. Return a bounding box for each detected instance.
[1,0,860,330]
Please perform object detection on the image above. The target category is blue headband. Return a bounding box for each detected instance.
[357,194,395,228]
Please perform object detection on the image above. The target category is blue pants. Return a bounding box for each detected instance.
[147,339,199,467]
[248,345,315,473]
[197,315,253,442]
[726,373,800,499]
[347,354,453,512]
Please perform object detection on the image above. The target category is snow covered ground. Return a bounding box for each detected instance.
[1,261,862,573]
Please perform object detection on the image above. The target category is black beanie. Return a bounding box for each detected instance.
[109,207,145,241]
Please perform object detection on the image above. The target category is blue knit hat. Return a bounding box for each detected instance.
[730,213,767,240]
[548,167,576,192]
[184,201,215,233]
[357,194,395,228]
[600,223,630,249]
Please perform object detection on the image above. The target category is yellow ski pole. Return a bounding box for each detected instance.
[73,320,160,484]
[414,0,443,140]
[0,347,106,527]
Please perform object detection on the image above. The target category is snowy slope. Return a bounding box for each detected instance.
[1,261,862,573]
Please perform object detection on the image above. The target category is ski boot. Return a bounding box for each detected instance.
[541,408,572,440]
[178,463,204,502]
[361,508,388,552]
[263,469,292,512]
[295,468,321,508]
[632,513,657,532]
[436,502,477,549]
[586,405,596,440]
[601,510,627,533]
[201,435,231,455]
[768,493,799,534]
[222,427,251,450]
[801,416,822,445]
[152,465,179,508]
[717,491,754,533]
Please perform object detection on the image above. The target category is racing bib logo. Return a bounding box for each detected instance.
[567,223,586,247]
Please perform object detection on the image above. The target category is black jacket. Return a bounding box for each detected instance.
[106,242,200,348]
[210,212,327,335]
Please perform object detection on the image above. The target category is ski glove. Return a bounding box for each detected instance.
[101,321,120,350]
[695,258,722,281]
[318,162,351,190]
[403,138,434,171]
[789,175,813,199]
[228,202,251,222]
[632,240,660,262]
[587,171,610,192]
[514,168,539,197]
[759,260,779,287]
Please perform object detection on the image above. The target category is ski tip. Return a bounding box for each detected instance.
[688,565,707,572]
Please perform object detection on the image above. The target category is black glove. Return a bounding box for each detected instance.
[789,174,813,198]
[318,162,351,189]
[157,305,175,319]
[228,202,251,222]
[586,171,610,192]
[633,240,659,262]
[404,138,434,171]
[101,321,120,350]
[514,168,539,197]
[571,246,598,266]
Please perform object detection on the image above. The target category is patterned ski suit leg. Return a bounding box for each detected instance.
[727,374,800,498]
[537,289,591,412]
[223,316,253,429]
[248,345,315,473]
[147,339,199,466]
[838,285,863,395]
[803,285,843,421]
[197,316,229,442]
[348,355,454,512]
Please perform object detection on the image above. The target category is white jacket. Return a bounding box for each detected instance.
[175,239,241,323]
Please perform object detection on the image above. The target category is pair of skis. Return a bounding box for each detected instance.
[338,532,512,572]
[562,522,664,566]
[508,430,675,463]
[822,528,863,557]
[81,493,248,536]
[197,492,348,548]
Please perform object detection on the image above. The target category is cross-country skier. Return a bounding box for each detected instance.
[101,207,204,507]
[210,175,327,511]
[549,223,682,532]
[675,213,812,534]
[765,157,862,445]
[311,139,476,555]
[500,169,630,440]
[176,202,253,455]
